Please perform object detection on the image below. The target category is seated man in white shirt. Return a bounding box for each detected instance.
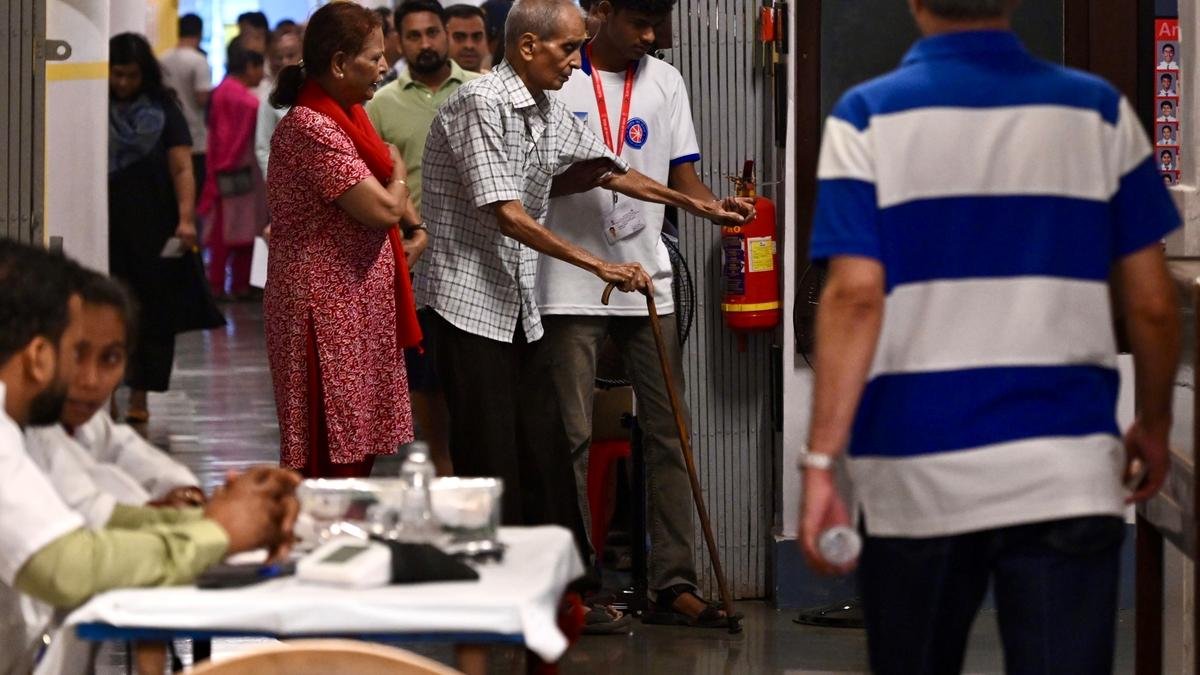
[26,270,206,529]
[0,240,299,674]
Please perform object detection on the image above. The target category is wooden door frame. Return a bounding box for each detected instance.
[1064,0,1157,130]
[792,0,821,270]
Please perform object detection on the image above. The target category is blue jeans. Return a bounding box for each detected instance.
[859,515,1125,674]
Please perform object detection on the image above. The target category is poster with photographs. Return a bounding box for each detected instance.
[1157,18,1181,185]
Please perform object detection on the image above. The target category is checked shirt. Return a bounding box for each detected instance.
[415,60,627,343]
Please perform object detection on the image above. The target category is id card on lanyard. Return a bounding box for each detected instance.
[589,44,645,246]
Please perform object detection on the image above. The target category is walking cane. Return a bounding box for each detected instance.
[602,283,741,633]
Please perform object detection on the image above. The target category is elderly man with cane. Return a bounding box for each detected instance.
[416,0,751,633]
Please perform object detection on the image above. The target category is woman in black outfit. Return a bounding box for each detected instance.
[108,33,198,423]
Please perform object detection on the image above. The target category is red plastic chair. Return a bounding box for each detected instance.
[586,438,632,562]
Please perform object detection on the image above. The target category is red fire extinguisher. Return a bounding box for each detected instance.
[722,160,780,346]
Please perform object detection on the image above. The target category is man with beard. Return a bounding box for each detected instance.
[0,240,300,674]
[368,1,481,216]
[367,0,481,477]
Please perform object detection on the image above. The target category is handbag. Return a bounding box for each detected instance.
[167,249,227,334]
[216,167,254,197]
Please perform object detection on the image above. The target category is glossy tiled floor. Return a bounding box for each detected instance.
[97,303,1134,674]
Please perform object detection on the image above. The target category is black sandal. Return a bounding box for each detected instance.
[642,584,743,630]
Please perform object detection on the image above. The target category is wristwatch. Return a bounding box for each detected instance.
[404,223,428,235]
[796,446,835,471]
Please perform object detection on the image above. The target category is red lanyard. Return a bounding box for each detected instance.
[587,44,636,157]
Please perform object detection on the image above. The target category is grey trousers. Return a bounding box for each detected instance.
[535,313,699,593]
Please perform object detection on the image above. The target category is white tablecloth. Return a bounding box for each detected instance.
[40,526,583,673]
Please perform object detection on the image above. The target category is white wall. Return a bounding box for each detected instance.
[779,3,808,540]
[45,0,111,272]
[108,0,148,37]
[45,0,175,273]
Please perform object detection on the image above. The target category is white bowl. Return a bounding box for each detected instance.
[430,477,503,531]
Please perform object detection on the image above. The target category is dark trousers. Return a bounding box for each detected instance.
[430,313,583,534]
[860,515,1125,675]
[191,153,206,237]
[125,331,176,392]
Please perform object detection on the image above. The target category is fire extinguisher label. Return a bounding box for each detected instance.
[748,237,775,273]
[722,236,746,295]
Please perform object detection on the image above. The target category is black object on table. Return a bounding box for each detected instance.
[376,540,480,584]
[196,561,296,589]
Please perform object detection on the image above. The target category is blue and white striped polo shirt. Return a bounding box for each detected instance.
[811,31,1180,538]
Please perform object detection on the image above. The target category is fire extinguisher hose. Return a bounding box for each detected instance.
[601,282,741,632]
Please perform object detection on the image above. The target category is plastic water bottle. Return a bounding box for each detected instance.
[398,442,438,541]
[818,526,862,566]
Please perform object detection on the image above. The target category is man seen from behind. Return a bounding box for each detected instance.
[800,1,1181,672]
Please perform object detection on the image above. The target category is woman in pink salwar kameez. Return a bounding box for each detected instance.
[199,38,269,299]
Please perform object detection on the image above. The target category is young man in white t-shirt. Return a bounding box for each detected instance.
[536,0,748,629]
[159,14,212,204]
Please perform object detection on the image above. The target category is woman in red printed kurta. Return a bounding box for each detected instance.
[263,3,426,477]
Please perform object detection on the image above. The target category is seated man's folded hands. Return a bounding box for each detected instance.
[205,466,302,561]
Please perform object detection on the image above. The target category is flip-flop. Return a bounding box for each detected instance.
[581,603,632,635]
[642,584,743,630]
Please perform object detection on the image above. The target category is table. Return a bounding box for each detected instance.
[38,526,584,675]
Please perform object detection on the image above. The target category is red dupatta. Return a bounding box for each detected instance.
[296,79,422,350]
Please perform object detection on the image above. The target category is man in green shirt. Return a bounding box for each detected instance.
[0,240,298,671]
[367,0,481,214]
[365,0,480,478]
